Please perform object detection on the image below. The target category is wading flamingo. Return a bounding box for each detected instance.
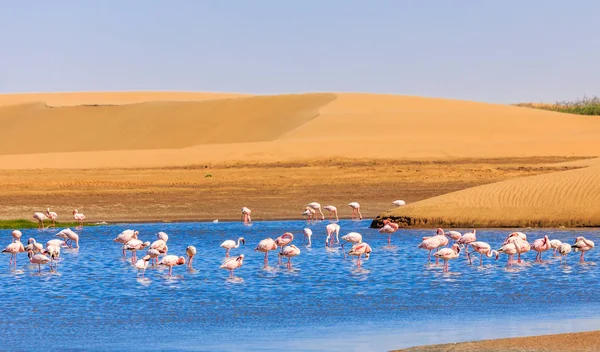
[33,212,48,230]
[549,239,562,257]
[469,241,499,266]
[30,253,51,273]
[135,257,150,277]
[531,235,551,262]
[114,230,139,258]
[558,243,572,265]
[24,238,43,259]
[55,228,79,248]
[392,200,406,207]
[46,208,58,227]
[3,241,25,267]
[457,230,477,262]
[571,237,595,262]
[241,207,252,223]
[348,242,372,267]
[325,223,340,247]
[275,233,294,264]
[72,209,85,226]
[159,255,185,276]
[144,248,161,267]
[124,239,151,264]
[46,239,64,248]
[418,236,441,263]
[303,228,313,247]
[149,240,168,266]
[434,244,461,272]
[341,232,362,258]
[446,231,462,243]
[254,238,277,268]
[348,202,362,220]
[302,207,316,221]
[11,230,22,243]
[156,232,169,242]
[379,220,399,247]
[44,244,60,270]
[498,242,518,267]
[323,205,339,221]
[220,254,244,278]
[220,237,245,257]
[186,246,196,269]
[504,235,530,264]
[279,245,301,269]
[307,202,325,220]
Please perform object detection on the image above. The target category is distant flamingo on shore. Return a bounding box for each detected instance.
[73,209,85,226]
[33,212,48,230]
[302,207,316,222]
[308,202,325,220]
[241,207,252,223]
[348,202,362,220]
[46,208,58,227]
[323,205,339,221]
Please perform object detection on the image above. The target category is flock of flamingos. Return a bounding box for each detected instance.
[1,201,596,277]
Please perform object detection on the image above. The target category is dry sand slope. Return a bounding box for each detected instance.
[0,92,600,169]
[374,164,600,228]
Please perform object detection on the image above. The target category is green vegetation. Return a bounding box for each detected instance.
[516,96,600,115]
[0,219,101,230]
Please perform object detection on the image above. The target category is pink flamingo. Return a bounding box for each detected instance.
[11,230,23,243]
[303,228,313,247]
[3,241,25,267]
[504,235,530,263]
[144,248,161,267]
[44,244,61,270]
[149,239,168,265]
[348,202,362,220]
[469,241,499,266]
[135,257,150,277]
[323,205,339,221]
[457,229,477,262]
[124,239,151,264]
[72,209,85,226]
[241,207,252,223]
[55,228,79,248]
[549,239,562,257]
[571,237,595,262]
[498,242,518,267]
[33,212,48,230]
[341,232,362,257]
[24,238,43,259]
[254,238,277,268]
[186,246,196,269]
[379,220,399,247]
[325,224,340,247]
[531,235,551,263]
[275,233,294,264]
[114,230,139,258]
[279,245,301,269]
[558,243,572,265]
[220,254,244,278]
[46,208,58,227]
[308,202,325,220]
[434,244,461,272]
[156,232,169,242]
[220,237,245,257]
[348,242,372,267]
[302,207,316,222]
[418,236,441,263]
[446,231,462,242]
[159,255,185,276]
[30,253,52,273]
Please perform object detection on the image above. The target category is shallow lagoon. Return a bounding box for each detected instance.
[1,220,599,351]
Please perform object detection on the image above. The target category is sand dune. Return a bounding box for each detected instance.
[374,164,600,227]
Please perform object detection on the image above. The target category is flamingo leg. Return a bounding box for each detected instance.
[580,252,585,262]
[517,253,522,264]
[226,248,230,257]
[264,252,268,268]
[288,258,291,269]
[480,255,483,267]
[168,266,173,276]
[388,235,391,247]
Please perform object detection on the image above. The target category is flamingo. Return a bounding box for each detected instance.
[457,229,477,262]
[307,202,325,220]
[323,205,339,221]
[325,223,340,247]
[498,242,518,267]
[341,232,362,257]
[135,257,150,277]
[30,253,51,273]
[468,241,499,266]
[379,220,399,247]
[24,238,44,259]
[275,233,294,264]
[446,231,462,242]
[220,254,244,278]
[2,241,25,267]
[558,243,572,265]
[72,209,85,226]
[124,239,151,264]
[392,200,406,207]
[279,245,301,269]
[303,228,313,247]
[531,235,551,263]
[46,239,64,248]
[33,212,47,230]
[348,242,372,267]
[44,244,61,270]
[348,202,362,220]
[156,232,169,242]
[144,248,161,267]
[434,244,461,272]
[149,239,168,265]
[571,237,595,262]
[241,207,252,223]
[504,235,531,264]
[220,237,245,257]
[418,236,441,263]
[55,228,79,248]
[113,230,139,258]
[254,238,277,268]
[186,246,196,269]
[549,239,562,257]
[302,207,316,221]
[46,208,58,227]
[11,230,22,243]
[504,232,527,243]
[159,255,185,276]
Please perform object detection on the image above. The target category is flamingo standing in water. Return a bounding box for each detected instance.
[392,200,406,207]
[113,230,139,258]
[11,230,23,243]
[220,254,244,278]
[549,239,562,257]
[241,207,252,223]
[531,235,551,263]
[348,202,362,220]
[323,205,339,221]
[144,248,161,267]
[571,237,595,262]
[325,223,340,247]
[124,239,151,264]
[73,209,85,226]
[33,212,48,230]
[457,230,477,262]
[348,242,372,267]
[275,233,294,264]
[2,241,25,267]
[159,255,185,276]
[498,242,518,267]
[220,237,245,257]
[30,253,51,273]
[186,246,196,269]
[44,244,61,270]
[135,257,150,277]
[55,228,79,248]
[24,238,44,259]
[446,231,462,243]
[503,234,530,264]
[46,208,58,227]
[558,243,572,265]
[340,232,362,258]
[302,207,316,222]
[303,228,313,247]
[150,240,168,266]
[434,244,461,272]
[254,238,277,268]
[469,241,499,266]
[156,232,169,242]
[379,220,399,247]
[279,245,301,269]
[418,236,441,263]
[307,202,325,220]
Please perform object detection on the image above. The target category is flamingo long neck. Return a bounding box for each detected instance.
[236,238,242,248]
[334,211,339,221]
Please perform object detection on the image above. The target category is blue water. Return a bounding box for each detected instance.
[1,220,599,351]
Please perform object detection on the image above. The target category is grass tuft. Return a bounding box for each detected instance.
[0,219,100,230]
[516,96,600,115]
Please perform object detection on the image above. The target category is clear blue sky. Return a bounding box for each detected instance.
[1,0,599,103]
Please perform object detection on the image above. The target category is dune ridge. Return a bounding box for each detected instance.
[373,164,600,228]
